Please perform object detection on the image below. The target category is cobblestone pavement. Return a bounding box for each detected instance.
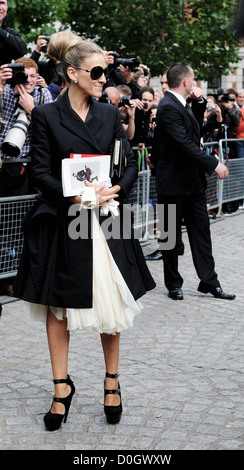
[0,211,244,451]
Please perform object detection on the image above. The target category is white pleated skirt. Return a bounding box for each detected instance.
[26,212,142,334]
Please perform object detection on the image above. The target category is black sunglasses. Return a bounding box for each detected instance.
[75,65,108,80]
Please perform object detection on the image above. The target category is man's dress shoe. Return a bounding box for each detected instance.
[198,285,236,300]
[144,249,162,261]
[168,288,183,300]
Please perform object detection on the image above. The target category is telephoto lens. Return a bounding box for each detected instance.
[2,107,31,157]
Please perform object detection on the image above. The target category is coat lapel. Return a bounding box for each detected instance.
[184,102,200,133]
[166,91,200,135]
[58,91,104,154]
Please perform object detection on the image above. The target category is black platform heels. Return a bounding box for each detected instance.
[104,372,122,424]
[44,375,75,431]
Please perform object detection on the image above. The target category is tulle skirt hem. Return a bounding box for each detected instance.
[26,212,142,334]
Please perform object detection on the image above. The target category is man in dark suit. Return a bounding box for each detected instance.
[148,62,235,300]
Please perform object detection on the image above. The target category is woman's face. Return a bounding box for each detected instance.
[207,97,215,107]
[73,53,107,99]
[137,74,149,88]
[142,91,154,111]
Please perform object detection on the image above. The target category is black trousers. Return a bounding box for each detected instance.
[158,188,220,291]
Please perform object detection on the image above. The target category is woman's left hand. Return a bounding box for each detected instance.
[86,181,120,207]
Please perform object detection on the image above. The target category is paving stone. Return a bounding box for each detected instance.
[0,212,243,450]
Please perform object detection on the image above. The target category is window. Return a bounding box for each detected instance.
[207,76,221,95]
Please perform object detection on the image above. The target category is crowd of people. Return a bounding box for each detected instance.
[0,2,240,431]
[1,20,244,194]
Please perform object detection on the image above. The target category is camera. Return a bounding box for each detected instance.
[6,63,28,88]
[220,91,235,103]
[2,107,31,157]
[143,102,148,109]
[118,96,131,107]
[142,68,149,76]
[41,35,51,53]
[98,92,111,104]
[207,105,216,111]
[109,52,140,71]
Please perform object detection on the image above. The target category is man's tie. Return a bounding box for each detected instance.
[185,102,194,115]
[185,101,200,130]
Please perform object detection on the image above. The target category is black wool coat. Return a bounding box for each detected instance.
[14,91,155,308]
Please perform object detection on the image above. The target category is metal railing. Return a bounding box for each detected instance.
[0,141,243,313]
[131,139,244,238]
[217,138,244,213]
[0,193,37,313]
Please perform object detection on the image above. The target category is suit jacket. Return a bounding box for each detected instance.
[152,91,219,196]
[13,90,155,308]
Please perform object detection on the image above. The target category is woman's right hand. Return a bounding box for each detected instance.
[69,195,82,205]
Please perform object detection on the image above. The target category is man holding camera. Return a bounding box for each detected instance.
[0,57,52,296]
[0,57,52,197]
[217,89,241,140]
[130,85,155,149]
[117,85,137,140]
[0,0,27,65]
[103,50,144,100]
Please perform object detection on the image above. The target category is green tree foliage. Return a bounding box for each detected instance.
[7,0,69,45]
[66,0,240,80]
[5,0,240,81]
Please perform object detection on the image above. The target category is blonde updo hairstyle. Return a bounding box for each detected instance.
[47,30,83,62]
[61,40,103,84]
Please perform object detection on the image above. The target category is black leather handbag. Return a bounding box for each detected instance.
[109,138,127,180]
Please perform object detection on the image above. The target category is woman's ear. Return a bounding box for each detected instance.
[67,67,77,83]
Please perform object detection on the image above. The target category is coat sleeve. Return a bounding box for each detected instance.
[30,105,64,203]
[0,26,27,60]
[111,106,138,198]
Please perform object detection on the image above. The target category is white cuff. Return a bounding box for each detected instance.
[79,187,120,217]
[80,187,97,209]
[100,199,120,218]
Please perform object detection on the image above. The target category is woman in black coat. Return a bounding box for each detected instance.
[13,40,155,430]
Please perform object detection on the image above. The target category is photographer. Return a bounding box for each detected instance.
[101,85,136,140]
[30,35,57,86]
[0,56,52,296]
[0,57,52,197]
[117,84,136,140]
[217,90,241,143]
[101,86,120,106]
[130,85,155,149]
[120,63,150,100]
[202,95,223,145]
[30,31,82,99]
[103,50,143,99]
[218,90,241,214]
[0,0,27,65]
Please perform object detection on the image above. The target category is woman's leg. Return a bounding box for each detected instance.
[46,309,71,414]
[100,332,121,406]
